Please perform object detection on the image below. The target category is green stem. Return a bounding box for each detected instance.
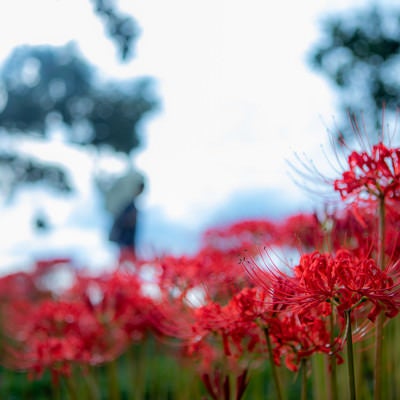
[328,310,338,400]
[128,343,146,399]
[301,358,307,400]
[264,327,283,400]
[83,367,101,400]
[374,313,384,400]
[52,378,62,400]
[106,360,120,400]
[312,354,327,400]
[345,310,356,400]
[374,195,385,400]
[64,375,79,400]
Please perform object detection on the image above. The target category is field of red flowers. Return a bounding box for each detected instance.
[2,124,400,399]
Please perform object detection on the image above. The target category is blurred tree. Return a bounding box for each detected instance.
[0,153,71,195]
[0,43,158,197]
[90,0,139,61]
[309,6,400,139]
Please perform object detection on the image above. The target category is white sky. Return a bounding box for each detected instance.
[0,0,386,266]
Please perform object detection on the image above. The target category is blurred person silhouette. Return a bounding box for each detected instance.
[105,169,145,262]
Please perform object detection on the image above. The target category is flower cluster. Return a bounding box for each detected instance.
[3,125,400,399]
[334,143,400,201]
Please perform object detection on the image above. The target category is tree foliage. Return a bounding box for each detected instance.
[309,6,400,135]
[0,43,158,197]
[0,43,158,153]
[91,0,139,61]
[0,153,72,195]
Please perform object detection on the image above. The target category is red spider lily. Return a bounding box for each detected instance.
[199,368,249,400]
[67,270,154,341]
[268,312,338,372]
[3,299,117,381]
[245,249,400,323]
[33,257,73,276]
[229,287,342,372]
[382,201,400,260]
[202,218,278,251]
[150,300,246,400]
[330,203,376,256]
[155,288,267,363]
[155,245,251,305]
[231,288,333,371]
[0,272,49,303]
[0,259,77,305]
[185,291,267,399]
[277,212,324,250]
[3,268,157,382]
[183,287,340,396]
[334,143,400,201]
[328,200,400,261]
[152,287,269,400]
[190,294,265,359]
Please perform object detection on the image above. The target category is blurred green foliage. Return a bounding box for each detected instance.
[309,6,400,138]
[0,337,308,400]
[0,43,158,198]
[90,0,139,61]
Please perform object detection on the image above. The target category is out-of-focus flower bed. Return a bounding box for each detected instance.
[3,135,400,399]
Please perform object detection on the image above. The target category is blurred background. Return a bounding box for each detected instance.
[0,0,398,272]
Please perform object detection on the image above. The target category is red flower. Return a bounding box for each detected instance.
[277,212,324,250]
[268,312,335,372]
[3,268,157,381]
[155,245,251,304]
[330,204,376,256]
[245,249,400,322]
[151,287,268,400]
[69,270,154,340]
[185,288,269,400]
[202,219,278,251]
[187,289,266,362]
[4,300,100,380]
[334,143,400,201]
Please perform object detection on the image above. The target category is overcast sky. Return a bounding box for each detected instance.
[0,0,386,266]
